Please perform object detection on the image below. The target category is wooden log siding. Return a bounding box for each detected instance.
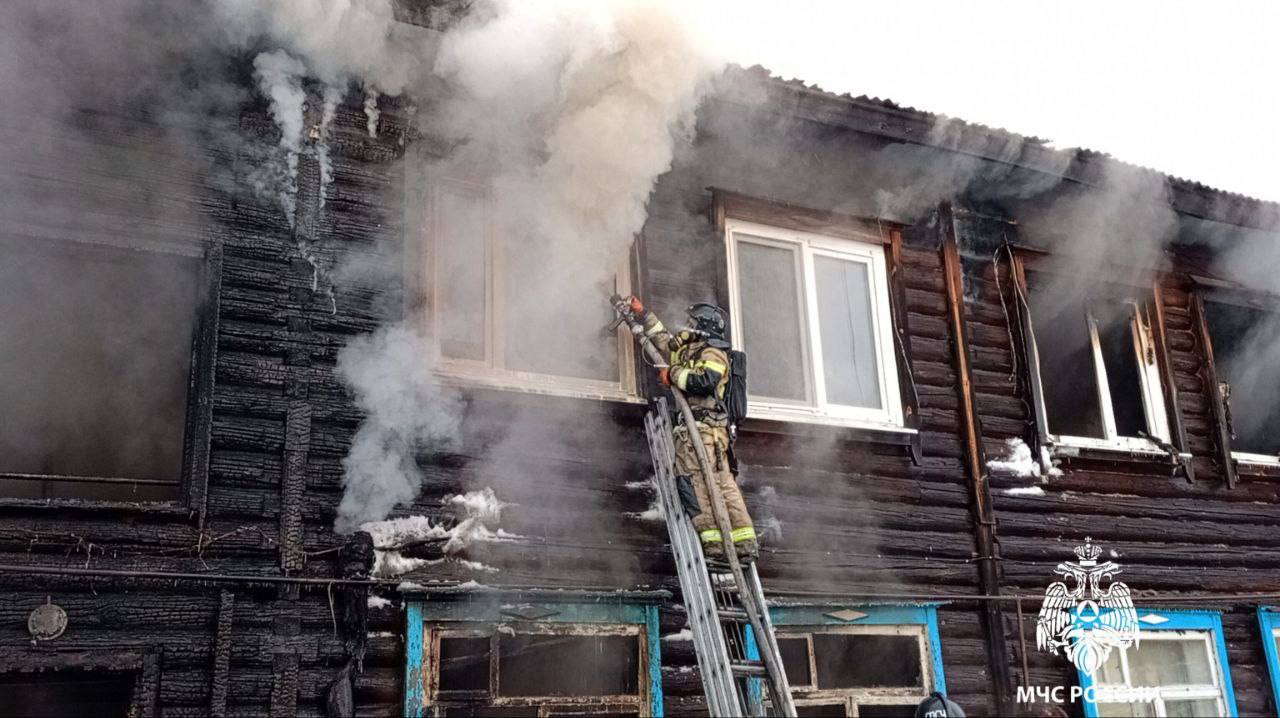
[0,91,409,718]
[5,64,1280,718]
[963,213,1280,714]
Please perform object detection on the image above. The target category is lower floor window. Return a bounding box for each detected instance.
[0,671,136,718]
[1081,611,1236,718]
[770,605,945,717]
[406,597,661,717]
[1259,608,1280,713]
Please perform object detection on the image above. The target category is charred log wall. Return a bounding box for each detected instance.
[0,86,405,717]
[960,211,1280,717]
[6,64,1280,718]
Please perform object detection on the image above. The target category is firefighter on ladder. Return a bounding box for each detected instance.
[625,296,758,562]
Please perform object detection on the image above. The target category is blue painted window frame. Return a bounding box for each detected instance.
[1076,609,1238,718]
[1257,607,1280,713]
[766,604,946,703]
[404,598,663,717]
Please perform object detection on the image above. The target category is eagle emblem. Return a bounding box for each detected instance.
[1036,538,1139,677]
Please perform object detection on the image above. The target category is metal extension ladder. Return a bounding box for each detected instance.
[645,398,797,717]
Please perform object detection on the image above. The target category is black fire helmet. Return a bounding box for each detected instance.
[687,302,728,341]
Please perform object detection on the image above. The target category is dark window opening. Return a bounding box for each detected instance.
[812,634,922,690]
[0,238,201,501]
[1027,273,1156,441]
[857,705,918,718]
[439,636,492,694]
[796,704,848,717]
[779,636,813,687]
[443,708,535,718]
[497,634,639,698]
[1029,287,1106,438]
[0,671,135,718]
[1092,300,1149,438]
[1204,300,1280,455]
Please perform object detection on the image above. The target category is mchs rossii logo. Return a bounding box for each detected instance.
[1036,537,1140,676]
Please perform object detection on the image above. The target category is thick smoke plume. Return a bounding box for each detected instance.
[334,0,724,530]
[335,326,463,533]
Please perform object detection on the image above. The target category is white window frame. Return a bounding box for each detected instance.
[724,218,904,431]
[1092,631,1230,717]
[425,177,638,403]
[1029,292,1171,454]
[780,624,935,715]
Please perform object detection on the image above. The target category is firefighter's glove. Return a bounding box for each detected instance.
[658,367,671,386]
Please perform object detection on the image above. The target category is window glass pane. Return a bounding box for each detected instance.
[435,185,488,362]
[737,238,809,402]
[1204,300,1280,455]
[1164,699,1220,717]
[812,633,922,689]
[778,636,812,686]
[1126,638,1214,686]
[813,256,881,409]
[1028,276,1106,438]
[503,237,619,382]
[1092,300,1149,438]
[0,239,198,497]
[438,636,491,693]
[1097,648,1127,686]
[444,708,536,718]
[1096,702,1157,717]
[856,706,917,718]
[0,672,136,718]
[795,704,847,717]
[497,633,639,697]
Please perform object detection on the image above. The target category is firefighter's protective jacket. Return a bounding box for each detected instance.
[640,311,730,421]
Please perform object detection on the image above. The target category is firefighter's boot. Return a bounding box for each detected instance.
[735,539,759,563]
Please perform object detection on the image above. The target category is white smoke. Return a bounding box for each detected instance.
[364,88,381,138]
[334,325,464,533]
[211,0,416,94]
[316,84,345,208]
[252,50,308,224]
[333,0,725,529]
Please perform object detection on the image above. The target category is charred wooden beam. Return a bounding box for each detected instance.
[280,399,312,572]
[1190,291,1238,488]
[939,202,1013,713]
[270,652,300,718]
[185,239,223,534]
[210,589,235,718]
[1151,282,1195,482]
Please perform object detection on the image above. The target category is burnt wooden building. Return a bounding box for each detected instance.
[4,19,1280,718]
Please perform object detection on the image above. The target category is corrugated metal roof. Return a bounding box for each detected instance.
[730,64,1280,218]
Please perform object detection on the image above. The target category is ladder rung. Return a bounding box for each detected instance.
[730,660,768,677]
[717,608,749,622]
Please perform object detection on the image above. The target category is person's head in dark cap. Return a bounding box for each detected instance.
[915,691,966,718]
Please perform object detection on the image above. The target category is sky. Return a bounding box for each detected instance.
[694,1,1280,202]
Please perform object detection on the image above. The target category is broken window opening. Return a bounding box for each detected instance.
[0,237,203,502]
[774,624,934,717]
[1202,299,1280,460]
[725,218,904,429]
[425,622,647,716]
[0,670,137,718]
[426,176,636,400]
[1026,271,1169,451]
